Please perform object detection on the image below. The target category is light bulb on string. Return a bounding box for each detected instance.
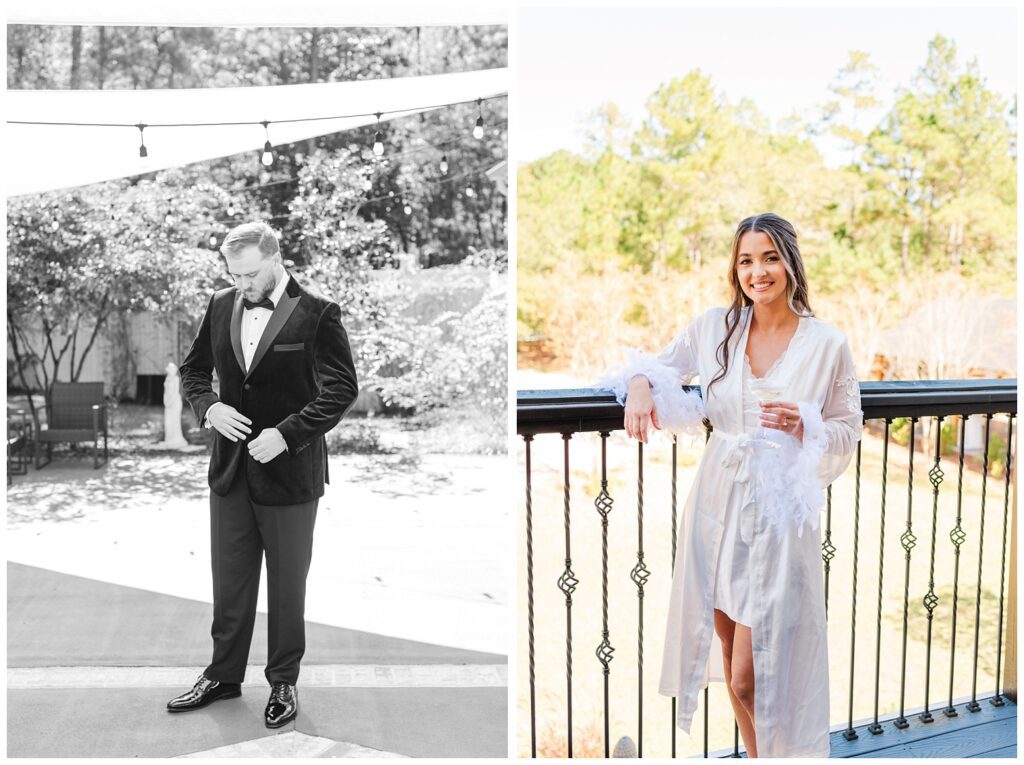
[403,204,412,215]
[473,98,484,139]
[260,121,274,167]
[372,112,385,157]
[362,178,373,192]
[136,123,151,170]
[465,187,476,198]
[439,154,449,174]
[209,233,218,248]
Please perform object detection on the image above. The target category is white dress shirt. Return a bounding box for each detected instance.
[205,269,289,428]
[240,269,290,372]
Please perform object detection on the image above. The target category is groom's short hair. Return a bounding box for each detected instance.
[220,221,280,259]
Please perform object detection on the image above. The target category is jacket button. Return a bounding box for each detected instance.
[243,384,251,391]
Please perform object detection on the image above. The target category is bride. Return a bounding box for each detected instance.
[599,212,863,757]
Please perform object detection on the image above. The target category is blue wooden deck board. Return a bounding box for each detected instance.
[832,699,1017,758]
[706,698,1015,758]
[847,718,1016,758]
[969,744,1017,758]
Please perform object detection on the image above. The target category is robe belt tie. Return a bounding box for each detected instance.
[710,430,759,545]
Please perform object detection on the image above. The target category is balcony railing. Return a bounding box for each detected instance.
[517,379,1016,758]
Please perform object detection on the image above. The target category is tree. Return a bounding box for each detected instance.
[7,175,243,422]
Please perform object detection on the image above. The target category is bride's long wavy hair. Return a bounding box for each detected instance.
[705,213,814,398]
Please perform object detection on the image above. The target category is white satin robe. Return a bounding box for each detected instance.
[598,305,863,757]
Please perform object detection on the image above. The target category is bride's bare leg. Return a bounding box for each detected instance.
[714,609,758,758]
[731,622,758,757]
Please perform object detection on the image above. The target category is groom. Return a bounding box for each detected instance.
[171,221,359,727]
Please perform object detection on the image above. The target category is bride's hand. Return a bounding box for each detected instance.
[624,375,661,443]
[759,400,804,442]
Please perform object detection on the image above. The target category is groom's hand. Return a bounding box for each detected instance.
[207,403,252,442]
[248,428,287,463]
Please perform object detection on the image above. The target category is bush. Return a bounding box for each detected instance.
[325,419,389,455]
[890,417,912,446]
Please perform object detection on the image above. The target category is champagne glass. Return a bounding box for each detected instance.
[746,375,787,448]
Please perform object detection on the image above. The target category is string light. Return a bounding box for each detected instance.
[403,204,412,215]
[253,160,498,225]
[11,94,507,171]
[208,233,218,247]
[362,178,373,192]
[136,123,148,158]
[372,112,385,157]
[439,154,449,174]
[465,187,476,197]
[473,98,484,140]
[260,121,274,167]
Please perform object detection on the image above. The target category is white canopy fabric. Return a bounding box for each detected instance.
[6,67,508,196]
[5,0,507,27]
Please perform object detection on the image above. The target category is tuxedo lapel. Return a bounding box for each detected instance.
[246,287,300,377]
[229,292,246,373]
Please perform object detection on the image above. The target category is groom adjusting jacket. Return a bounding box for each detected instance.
[172,221,358,728]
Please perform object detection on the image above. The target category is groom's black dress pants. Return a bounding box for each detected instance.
[205,463,318,686]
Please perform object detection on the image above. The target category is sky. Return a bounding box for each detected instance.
[516,5,1018,167]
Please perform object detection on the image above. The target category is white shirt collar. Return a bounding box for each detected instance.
[267,267,290,308]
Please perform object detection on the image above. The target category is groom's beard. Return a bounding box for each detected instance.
[243,272,277,302]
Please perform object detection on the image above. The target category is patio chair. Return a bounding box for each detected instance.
[35,382,109,470]
[7,409,33,483]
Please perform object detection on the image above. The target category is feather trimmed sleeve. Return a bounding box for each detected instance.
[594,312,706,437]
[800,337,864,487]
[757,335,864,540]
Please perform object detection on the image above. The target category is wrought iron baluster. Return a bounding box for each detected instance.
[557,433,578,755]
[894,417,918,729]
[944,416,968,717]
[967,414,991,713]
[869,419,891,735]
[703,427,710,760]
[670,435,678,758]
[631,441,651,757]
[823,485,835,619]
[524,434,537,757]
[844,437,864,740]
[919,416,945,722]
[991,413,1014,707]
[594,432,615,757]
[703,686,709,759]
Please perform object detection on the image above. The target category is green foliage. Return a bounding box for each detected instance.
[940,417,960,455]
[890,417,912,447]
[350,266,506,423]
[288,146,504,425]
[987,432,1007,479]
[6,174,244,419]
[518,36,1016,367]
[8,25,507,90]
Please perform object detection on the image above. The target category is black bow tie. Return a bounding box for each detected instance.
[243,296,274,311]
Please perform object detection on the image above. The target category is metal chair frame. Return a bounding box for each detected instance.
[34,382,109,470]
[7,409,33,483]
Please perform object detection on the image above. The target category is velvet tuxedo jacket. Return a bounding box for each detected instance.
[180,274,359,506]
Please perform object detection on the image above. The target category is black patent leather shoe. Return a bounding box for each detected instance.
[166,673,241,712]
[264,681,298,728]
